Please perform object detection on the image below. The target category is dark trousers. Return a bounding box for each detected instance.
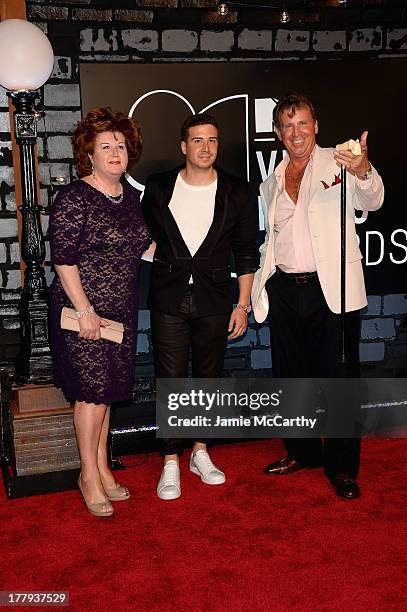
[267,269,361,479]
[152,288,230,456]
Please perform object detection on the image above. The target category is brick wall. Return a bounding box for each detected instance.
[0,1,406,378]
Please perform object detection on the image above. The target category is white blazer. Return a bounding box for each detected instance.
[252,145,385,322]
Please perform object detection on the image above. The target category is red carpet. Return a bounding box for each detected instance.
[1,439,407,611]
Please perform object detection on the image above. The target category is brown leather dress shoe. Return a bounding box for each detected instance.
[264,456,304,475]
[330,475,361,499]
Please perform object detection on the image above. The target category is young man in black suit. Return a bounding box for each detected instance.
[142,113,258,500]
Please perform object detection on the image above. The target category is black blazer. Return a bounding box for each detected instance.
[142,166,258,316]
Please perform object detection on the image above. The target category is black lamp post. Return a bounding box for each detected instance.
[10,91,53,382]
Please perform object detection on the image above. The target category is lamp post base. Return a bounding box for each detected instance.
[15,292,53,384]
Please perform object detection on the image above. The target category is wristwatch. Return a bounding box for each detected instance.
[237,303,252,314]
[357,164,372,180]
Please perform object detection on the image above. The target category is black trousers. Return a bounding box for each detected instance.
[152,288,230,456]
[267,269,361,479]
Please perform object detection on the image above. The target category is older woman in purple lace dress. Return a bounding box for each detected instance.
[49,108,153,517]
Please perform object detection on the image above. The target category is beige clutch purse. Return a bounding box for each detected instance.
[60,307,124,344]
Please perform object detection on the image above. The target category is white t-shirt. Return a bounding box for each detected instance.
[169,173,217,257]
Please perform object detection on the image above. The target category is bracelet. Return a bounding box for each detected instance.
[236,303,251,314]
[75,305,94,318]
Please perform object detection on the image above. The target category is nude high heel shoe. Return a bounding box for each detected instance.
[77,475,114,517]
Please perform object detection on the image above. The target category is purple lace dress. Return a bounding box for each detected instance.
[49,180,150,405]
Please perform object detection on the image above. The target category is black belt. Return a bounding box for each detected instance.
[276,267,318,284]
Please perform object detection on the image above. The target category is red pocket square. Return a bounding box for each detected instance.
[321,174,341,190]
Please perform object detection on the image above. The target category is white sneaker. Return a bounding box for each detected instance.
[157,460,181,500]
[190,450,226,485]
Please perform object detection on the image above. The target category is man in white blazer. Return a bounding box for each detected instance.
[252,92,384,499]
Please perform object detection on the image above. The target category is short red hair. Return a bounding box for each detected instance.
[72,107,143,177]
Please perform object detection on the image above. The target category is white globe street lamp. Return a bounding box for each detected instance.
[0,19,54,91]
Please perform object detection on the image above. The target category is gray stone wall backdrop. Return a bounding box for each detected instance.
[0,1,406,377]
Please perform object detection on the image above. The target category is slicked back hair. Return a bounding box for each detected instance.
[273,92,317,130]
[181,113,219,143]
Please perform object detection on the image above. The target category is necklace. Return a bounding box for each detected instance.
[92,172,124,203]
[286,163,307,198]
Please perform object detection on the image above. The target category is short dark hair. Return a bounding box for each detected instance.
[273,92,317,130]
[72,107,143,178]
[181,113,219,142]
